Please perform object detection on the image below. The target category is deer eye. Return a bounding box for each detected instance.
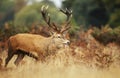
[57,35,61,38]
[58,36,61,38]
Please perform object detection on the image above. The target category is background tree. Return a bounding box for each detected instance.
[62,0,120,28]
[103,0,120,27]
[0,0,15,26]
[14,0,67,32]
[15,0,27,12]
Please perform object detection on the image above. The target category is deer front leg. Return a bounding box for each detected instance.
[14,53,25,66]
[5,53,14,67]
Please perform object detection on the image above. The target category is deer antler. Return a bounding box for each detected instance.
[60,8,72,33]
[60,8,72,22]
[41,5,60,32]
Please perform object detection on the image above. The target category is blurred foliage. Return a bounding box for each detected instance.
[62,0,120,28]
[14,0,69,31]
[0,0,120,42]
[0,0,15,26]
[0,0,14,12]
[0,0,120,28]
[1,0,120,70]
[102,0,120,27]
[92,25,120,45]
[0,22,19,41]
[0,0,78,40]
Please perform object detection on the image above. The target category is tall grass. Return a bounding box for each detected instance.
[0,29,120,78]
[0,50,120,78]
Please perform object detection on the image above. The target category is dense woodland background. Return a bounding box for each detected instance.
[0,0,120,43]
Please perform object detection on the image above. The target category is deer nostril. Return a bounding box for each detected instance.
[63,40,70,45]
[67,41,70,45]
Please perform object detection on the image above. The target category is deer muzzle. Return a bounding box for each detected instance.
[63,40,70,45]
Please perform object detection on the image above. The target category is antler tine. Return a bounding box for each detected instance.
[60,8,72,22]
[52,22,60,32]
[60,21,71,33]
[60,8,72,33]
[41,5,60,32]
[41,5,51,27]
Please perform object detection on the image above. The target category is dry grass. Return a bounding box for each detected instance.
[0,30,120,78]
[0,52,120,78]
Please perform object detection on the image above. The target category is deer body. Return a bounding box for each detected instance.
[9,34,53,54]
[9,33,66,57]
[5,6,72,67]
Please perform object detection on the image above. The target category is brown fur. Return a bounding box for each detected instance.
[5,33,69,67]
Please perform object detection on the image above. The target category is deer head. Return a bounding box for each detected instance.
[41,5,72,47]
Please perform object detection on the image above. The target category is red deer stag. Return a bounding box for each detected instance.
[5,6,72,67]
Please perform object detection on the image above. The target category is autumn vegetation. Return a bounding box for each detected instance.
[0,0,120,78]
[0,23,120,78]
